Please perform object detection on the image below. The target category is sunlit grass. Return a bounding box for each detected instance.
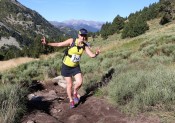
[0,57,36,72]
[0,83,27,123]
[107,63,175,113]
[1,18,175,122]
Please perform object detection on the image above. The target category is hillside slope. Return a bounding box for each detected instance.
[0,0,64,48]
[1,18,175,123]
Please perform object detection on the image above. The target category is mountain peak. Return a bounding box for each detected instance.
[52,19,104,32]
[62,19,104,25]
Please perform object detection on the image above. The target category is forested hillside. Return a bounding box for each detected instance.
[0,0,66,60]
[100,0,175,39]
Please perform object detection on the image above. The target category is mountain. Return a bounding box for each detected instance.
[50,19,104,33]
[50,21,78,38]
[0,0,64,49]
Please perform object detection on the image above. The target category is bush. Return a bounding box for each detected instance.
[0,83,27,123]
[122,16,149,38]
[107,64,175,114]
[160,13,172,25]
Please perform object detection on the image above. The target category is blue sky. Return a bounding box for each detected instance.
[18,0,159,22]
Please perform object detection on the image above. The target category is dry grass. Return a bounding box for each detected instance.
[39,52,61,60]
[0,57,37,72]
[0,52,62,72]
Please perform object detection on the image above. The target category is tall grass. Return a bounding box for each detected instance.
[0,53,63,123]
[82,20,175,122]
[1,53,63,84]
[0,83,27,123]
[0,57,36,72]
[107,63,175,114]
[1,19,175,122]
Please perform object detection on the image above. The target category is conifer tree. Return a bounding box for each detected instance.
[122,16,149,38]
[112,15,125,33]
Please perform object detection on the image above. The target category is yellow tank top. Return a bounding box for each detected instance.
[63,39,86,67]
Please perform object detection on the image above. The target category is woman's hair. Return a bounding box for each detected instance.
[84,35,88,41]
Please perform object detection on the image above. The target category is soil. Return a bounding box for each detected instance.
[21,80,160,123]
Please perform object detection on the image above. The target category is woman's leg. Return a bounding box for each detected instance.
[74,73,83,95]
[64,77,73,102]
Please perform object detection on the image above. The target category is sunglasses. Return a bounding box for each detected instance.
[80,34,87,37]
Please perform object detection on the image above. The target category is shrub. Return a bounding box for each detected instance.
[107,64,175,114]
[0,83,27,123]
[122,16,149,38]
[160,13,172,25]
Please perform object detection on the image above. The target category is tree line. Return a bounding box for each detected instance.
[0,34,66,60]
[0,1,174,61]
[100,1,173,39]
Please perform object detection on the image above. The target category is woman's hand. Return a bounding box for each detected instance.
[41,36,47,45]
[95,48,100,56]
[85,46,101,58]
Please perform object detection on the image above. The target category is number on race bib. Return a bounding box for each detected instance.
[71,54,81,62]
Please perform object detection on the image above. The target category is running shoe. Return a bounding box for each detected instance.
[73,93,80,104]
[69,100,75,109]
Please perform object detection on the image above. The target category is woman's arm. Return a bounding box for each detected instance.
[85,46,100,58]
[41,37,73,47]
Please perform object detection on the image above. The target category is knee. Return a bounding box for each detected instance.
[76,80,83,86]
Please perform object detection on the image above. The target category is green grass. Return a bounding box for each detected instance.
[0,83,27,123]
[107,63,175,113]
[0,53,64,123]
[1,19,175,122]
[88,20,175,121]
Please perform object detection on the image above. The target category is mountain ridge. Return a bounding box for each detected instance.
[50,19,104,32]
[0,0,67,60]
[0,0,64,48]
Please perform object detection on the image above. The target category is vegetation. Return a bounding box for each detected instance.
[100,1,172,39]
[1,0,175,123]
[0,53,63,123]
[1,0,174,60]
[0,35,63,60]
[121,15,149,38]
[159,0,174,25]
[0,0,67,60]
[0,83,27,123]
[1,17,175,122]
[100,16,126,39]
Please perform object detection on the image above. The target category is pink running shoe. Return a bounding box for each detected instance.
[70,101,75,109]
[73,93,80,104]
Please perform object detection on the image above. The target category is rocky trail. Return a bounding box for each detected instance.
[21,75,160,123]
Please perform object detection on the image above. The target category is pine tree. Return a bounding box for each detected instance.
[122,16,149,38]
[112,15,125,33]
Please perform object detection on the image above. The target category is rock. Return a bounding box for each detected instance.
[50,108,62,114]
[67,114,88,123]
[36,90,58,101]
[27,120,35,123]
[28,94,42,101]
[53,76,67,88]
[29,112,60,123]
[49,90,56,95]
[27,94,35,100]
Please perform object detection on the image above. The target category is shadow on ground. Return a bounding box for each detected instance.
[79,68,115,105]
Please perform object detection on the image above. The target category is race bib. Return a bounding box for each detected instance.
[71,54,81,62]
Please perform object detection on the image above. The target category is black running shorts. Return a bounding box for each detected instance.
[61,63,81,77]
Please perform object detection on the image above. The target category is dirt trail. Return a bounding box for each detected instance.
[21,79,160,123]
